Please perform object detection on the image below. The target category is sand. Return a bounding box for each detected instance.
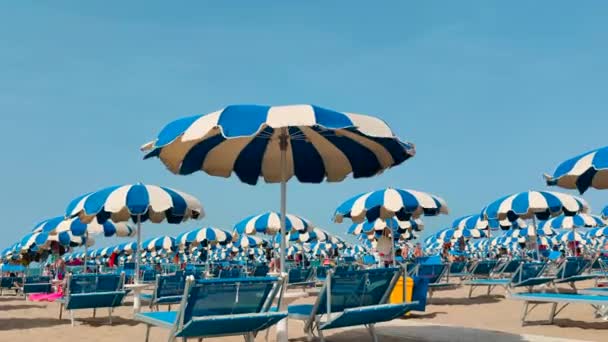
[1,280,607,342]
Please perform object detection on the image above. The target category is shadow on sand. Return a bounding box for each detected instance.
[429,295,503,306]
[0,304,45,311]
[0,316,140,331]
[323,324,529,342]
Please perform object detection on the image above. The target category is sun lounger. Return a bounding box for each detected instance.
[408,263,457,299]
[466,259,500,280]
[0,275,18,295]
[140,274,186,311]
[288,268,419,342]
[287,267,315,289]
[447,261,469,279]
[136,276,286,342]
[553,257,597,290]
[510,292,608,325]
[57,273,126,326]
[464,262,554,298]
[17,275,52,298]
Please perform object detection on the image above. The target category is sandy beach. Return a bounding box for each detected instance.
[1,280,607,342]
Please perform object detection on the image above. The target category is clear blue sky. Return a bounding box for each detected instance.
[2,1,608,250]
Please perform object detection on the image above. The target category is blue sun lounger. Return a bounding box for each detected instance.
[140,274,186,311]
[0,275,18,295]
[58,273,126,326]
[287,267,315,289]
[20,275,52,298]
[288,268,419,342]
[510,292,608,325]
[464,262,553,298]
[553,258,597,290]
[136,276,286,342]
[408,263,457,299]
[465,259,499,280]
[447,261,469,279]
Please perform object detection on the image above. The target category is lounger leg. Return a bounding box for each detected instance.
[59,303,63,320]
[70,310,75,327]
[487,286,492,296]
[93,308,96,318]
[168,304,171,311]
[548,303,557,324]
[468,285,474,298]
[317,328,326,342]
[144,325,151,342]
[244,332,255,342]
[367,324,378,342]
[108,307,112,325]
[520,302,529,326]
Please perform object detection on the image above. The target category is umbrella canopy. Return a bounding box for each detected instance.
[33,216,135,237]
[334,188,448,223]
[481,191,588,221]
[233,211,312,235]
[451,214,489,230]
[141,104,415,184]
[541,213,604,229]
[435,227,486,241]
[232,235,267,249]
[66,183,203,224]
[545,146,608,194]
[588,226,608,238]
[20,231,93,252]
[142,236,176,252]
[176,227,232,247]
[556,230,590,244]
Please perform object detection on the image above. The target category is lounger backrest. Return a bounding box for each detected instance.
[1,276,16,288]
[182,277,277,321]
[559,258,588,279]
[511,262,544,283]
[502,259,522,274]
[315,268,399,316]
[472,260,497,275]
[315,266,328,279]
[252,265,269,277]
[416,264,447,284]
[70,274,121,293]
[156,274,186,298]
[25,275,51,284]
[449,261,467,274]
[287,268,309,283]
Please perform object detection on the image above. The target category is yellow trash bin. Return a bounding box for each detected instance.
[389,276,414,315]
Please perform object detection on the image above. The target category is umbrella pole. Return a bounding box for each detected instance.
[532,217,540,261]
[277,128,288,342]
[135,215,141,284]
[389,219,396,267]
[83,231,88,273]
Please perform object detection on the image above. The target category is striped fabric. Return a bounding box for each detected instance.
[175,227,232,247]
[142,236,176,252]
[232,235,267,249]
[233,211,312,235]
[20,231,93,251]
[481,191,588,221]
[435,227,486,241]
[142,104,415,185]
[32,216,135,237]
[334,187,448,223]
[541,213,605,229]
[451,214,488,230]
[65,183,203,224]
[545,146,608,193]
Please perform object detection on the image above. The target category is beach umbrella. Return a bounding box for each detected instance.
[232,235,267,249]
[142,236,176,253]
[481,191,588,222]
[348,218,423,237]
[65,183,202,284]
[540,213,603,255]
[435,227,486,241]
[588,226,608,238]
[556,230,590,245]
[20,231,92,252]
[545,146,608,194]
[335,188,448,266]
[233,211,312,236]
[142,104,415,342]
[176,227,232,247]
[309,242,337,257]
[32,216,135,271]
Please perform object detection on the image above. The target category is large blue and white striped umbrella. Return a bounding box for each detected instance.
[481,191,588,221]
[113,241,137,254]
[142,236,176,252]
[334,188,448,223]
[541,213,604,229]
[33,216,135,237]
[176,227,232,247]
[66,183,203,224]
[545,146,608,194]
[141,104,415,185]
[234,211,312,235]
